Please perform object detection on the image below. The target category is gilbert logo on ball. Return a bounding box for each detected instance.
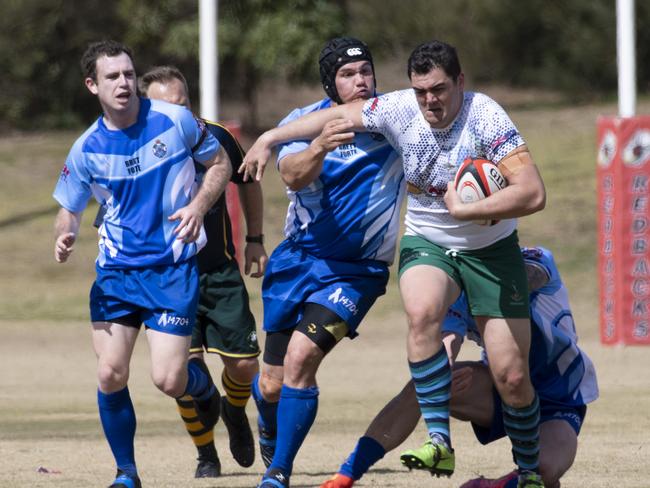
[454,157,508,225]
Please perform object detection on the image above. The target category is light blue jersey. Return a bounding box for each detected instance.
[444,247,599,407]
[278,98,405,264]
[53,98,220,269]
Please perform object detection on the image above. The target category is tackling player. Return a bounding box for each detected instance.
[251,37,405,488]
[242,39,547,487]
[321,246,598,488]
[53,41,230,488]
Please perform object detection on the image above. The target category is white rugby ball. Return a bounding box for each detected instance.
[454,157,508,225]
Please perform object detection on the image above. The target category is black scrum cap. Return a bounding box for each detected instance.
[319,37,376,104]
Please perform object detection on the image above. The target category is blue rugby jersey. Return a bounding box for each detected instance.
[277,98,405,264]
[443,246,599,407]
[53,98,220,269]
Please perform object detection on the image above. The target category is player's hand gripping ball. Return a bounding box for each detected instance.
[454,157,508,225]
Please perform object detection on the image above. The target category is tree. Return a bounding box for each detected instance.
[218,0,346,128]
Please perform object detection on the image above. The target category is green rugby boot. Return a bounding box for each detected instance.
[517,471,544,488]
[400,439,455,478]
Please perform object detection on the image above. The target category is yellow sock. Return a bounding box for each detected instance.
[221,371,252,408]
[176,395,215,449]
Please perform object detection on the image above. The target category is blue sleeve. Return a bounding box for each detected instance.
[52,144,92,212]
[442,292,473,337]
[176,108,220,165]
[277,107,311,167]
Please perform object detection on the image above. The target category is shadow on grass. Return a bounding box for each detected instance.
[0,205,59,228]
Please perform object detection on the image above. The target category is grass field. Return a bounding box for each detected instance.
[1,96,650,487]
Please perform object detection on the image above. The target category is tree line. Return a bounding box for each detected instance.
[1,0,648,130]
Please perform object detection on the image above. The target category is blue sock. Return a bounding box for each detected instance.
[97,387,137,478]
[409,347,452,447]
[503,394,541,472]
[185,359,214,401]
[339,436,386,481]
[505,477,519,488]
[270,384,319,476]
[252,373,278,433]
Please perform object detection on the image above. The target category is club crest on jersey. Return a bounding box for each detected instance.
[60,163,71,181]
[152,139,167,158]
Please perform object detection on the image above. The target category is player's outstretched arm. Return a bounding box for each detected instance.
[240,100,366,182]
[279,119,356,191]
[170,146,232,243]
[238,181,268,277]
[54,207,82,263]
[445,146,546,221]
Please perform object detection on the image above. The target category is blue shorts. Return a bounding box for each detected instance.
[472,388,588,444]
[262,239,389,336]
[89,258,199,336]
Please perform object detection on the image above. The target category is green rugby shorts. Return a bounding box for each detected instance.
[191,260,260,357]
[398,231,529,318]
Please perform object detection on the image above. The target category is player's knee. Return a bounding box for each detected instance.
[97,362,129,391]
[406,305,441,335]
[284,342,320,383]
[259,372,283,402]
[493,367,531,405]
[226,357,259,382]
[151,369,185,398]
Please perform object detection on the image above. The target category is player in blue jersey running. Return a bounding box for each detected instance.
[53,41,231,488]
[140,65,267,478]
[251,37,405,488]
[243,40,547,488]
[320,246,598,488]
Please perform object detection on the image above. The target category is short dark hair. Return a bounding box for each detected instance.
[80,40,134,81]
[407,40,461,81]
[139,65,190,99]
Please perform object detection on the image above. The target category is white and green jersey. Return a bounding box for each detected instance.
[362,90,523,250]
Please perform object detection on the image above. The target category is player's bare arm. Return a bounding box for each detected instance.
[238,181,268,277]
[240,100,366,182]
[444,145,546,221]
[54,207,82,263]
[279,119,356,191]
[170,145,232,243]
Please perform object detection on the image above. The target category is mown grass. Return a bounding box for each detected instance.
[1,96,650,488]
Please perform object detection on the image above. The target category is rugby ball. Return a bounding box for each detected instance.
[454,157,507,225]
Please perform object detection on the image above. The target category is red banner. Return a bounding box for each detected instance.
[598,116,650,344]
